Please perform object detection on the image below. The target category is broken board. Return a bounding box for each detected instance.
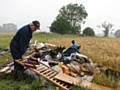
[55,73,114,90]
[55,73,81,85]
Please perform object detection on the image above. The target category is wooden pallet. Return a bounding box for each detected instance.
[16,60,72,90]
[1,60,113,90]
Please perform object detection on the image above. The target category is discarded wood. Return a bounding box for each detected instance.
[0,66,10,73]
[15,59,114,90]
[42,69,51,74]
[5,69,12,74]
[30,68,70,90]
[15,60,69,90]
[24,63,36,69]
[55,73,80,85]
[0,60,13,68]
[7,62,14,66]
[15,60,36,69]
[32,64,69,89]
[27,60,39,65]
[0,65,14,74]
[55,73,114,90]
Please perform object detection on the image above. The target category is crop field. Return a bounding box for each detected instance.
[0,32,120,89]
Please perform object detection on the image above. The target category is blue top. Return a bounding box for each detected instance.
[70,43,79,49]
[10,25,32,59]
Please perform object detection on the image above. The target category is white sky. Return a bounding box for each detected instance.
[0,0,120,33]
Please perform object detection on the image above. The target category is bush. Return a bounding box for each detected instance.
[83,27,95,36]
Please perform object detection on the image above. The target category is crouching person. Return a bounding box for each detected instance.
[61,40,81,64]
[70,40,81,52]
[10,20,40,80]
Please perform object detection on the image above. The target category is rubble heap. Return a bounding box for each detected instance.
[0,41,115,90]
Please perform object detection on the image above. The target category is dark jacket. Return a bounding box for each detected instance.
[10,25,32,59]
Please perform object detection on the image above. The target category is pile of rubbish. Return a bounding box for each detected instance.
[0,41,94,80]
[0,41,116,90]
[26,41,94,82]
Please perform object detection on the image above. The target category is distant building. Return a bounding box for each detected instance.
[0,25,2,31]
[115,29,120,37]
[0,23,17,32]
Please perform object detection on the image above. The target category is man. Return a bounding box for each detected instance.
[60,40,80,64]
[10,20,40,79]
[63,40,80,56]
[70,40,80,49]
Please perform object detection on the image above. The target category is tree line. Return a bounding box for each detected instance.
[50,3,120,37]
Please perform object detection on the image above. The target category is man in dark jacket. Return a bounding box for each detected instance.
[10,20,40,79]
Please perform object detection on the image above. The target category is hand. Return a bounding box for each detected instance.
[15,58,23,62]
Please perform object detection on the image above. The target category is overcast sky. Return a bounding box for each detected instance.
[0,0,120,33]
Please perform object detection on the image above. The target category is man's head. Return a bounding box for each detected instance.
[30,20,40,32]
[71,40,75,44]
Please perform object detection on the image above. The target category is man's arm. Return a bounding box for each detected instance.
[19,30,30,56]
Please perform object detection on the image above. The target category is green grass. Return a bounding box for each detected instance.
[0,53,12,64]
[0,73,47,90]
[0,73,91,90]
[32,32,79,42]
[0,32,14,48]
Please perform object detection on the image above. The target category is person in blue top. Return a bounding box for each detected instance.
[10,20,40,79]
[70,40,80,49]
[62,40,80,64]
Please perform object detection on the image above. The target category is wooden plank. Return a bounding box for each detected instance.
[15,60,36,69]
[7,62,14,66]
[55,73,114,90]
[48,72,58,78]
[42,69,52,74]
[27,60,39,65]
[38,68,48,73]
[0,66,10,73]
[5,69,12,74]
[55,73,80,85]
[36,66,47,71]
[0,60,13,68]
[45,71,55,76]
[24,63,36,68]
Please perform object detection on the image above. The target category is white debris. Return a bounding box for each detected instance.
[36,42,45,49]
[45,43,56,47]
[80,75,93,82]
[56,53,62,59]
[45,55,52,61]
[39,60,50,67]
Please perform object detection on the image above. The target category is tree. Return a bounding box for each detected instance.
[51,3,88,34]
[83,27,95,36]
[50,17,73,34]
[114,29,120,37]
[97,21,114,37]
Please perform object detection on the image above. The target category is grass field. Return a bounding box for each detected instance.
[0,32,120,89]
